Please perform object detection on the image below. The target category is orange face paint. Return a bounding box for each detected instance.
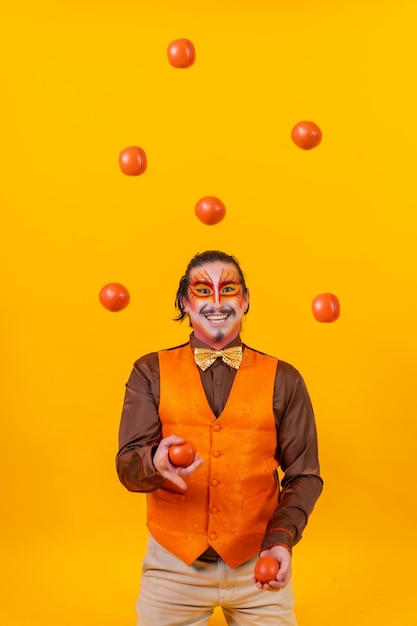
[184,262,249,349]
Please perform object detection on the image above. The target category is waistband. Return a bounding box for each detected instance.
[196,551,222,563]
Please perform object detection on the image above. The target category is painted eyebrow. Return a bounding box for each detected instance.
[219,270,240,288]
[190,279,240,288]
[189,268,241,288]
[190,278,214,286]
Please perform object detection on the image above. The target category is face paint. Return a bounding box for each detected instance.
[184,262,249,348]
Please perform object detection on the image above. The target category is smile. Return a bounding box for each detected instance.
[204,314,229,323]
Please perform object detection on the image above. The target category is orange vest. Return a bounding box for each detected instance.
[146,344,279,568]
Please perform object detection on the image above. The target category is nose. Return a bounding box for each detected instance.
[212,289,222,307]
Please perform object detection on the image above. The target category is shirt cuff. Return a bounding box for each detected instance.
[261,527,294,554]
[143,445,162,479]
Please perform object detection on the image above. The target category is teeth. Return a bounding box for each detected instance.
[206,315,227,321]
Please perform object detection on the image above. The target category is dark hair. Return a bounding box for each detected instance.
[174,250,249,322]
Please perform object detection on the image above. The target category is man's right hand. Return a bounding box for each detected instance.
[153,435,204,491]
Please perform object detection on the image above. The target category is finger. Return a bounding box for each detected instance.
[162,435,185,448]
[177,453,204,475]
[262,581,283,592]
[274,576,289,588]
[276,568,290,583]
[164,472,188,491]
[252,576,282,592]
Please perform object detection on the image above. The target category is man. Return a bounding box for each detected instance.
[116,250,323,626]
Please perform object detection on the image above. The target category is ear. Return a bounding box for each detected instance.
[243,289,250,313]
[181,296,189,314]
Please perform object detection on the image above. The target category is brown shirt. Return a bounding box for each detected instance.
[116,334,323,554]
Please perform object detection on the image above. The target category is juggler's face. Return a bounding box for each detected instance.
[182,262,249,349]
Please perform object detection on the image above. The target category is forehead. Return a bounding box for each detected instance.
[189,262,241,284]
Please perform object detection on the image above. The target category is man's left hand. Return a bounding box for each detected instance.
[252,545,292,591]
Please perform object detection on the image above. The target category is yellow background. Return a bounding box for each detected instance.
[1,1,416,624]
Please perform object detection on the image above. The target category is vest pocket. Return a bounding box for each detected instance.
[154,487,186,505]
[242,487,277,523]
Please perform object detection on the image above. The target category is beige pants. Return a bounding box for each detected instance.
[137,535,297,626]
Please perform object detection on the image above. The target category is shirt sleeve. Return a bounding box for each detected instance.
[261,360,323,553]
[115,352,166,492]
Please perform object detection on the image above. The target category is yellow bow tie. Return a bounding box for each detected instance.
[193,346,243,371]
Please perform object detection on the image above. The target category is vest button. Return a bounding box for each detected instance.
[213,424,221,432]
[210,479,219,487]
[210,507,218,514]
[209,532,217,540]
[213,451,221,458]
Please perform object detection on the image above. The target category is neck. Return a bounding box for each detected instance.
[193,332,240,350]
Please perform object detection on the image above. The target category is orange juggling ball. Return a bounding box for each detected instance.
[99,283,130,312]
[254,556,280,583]
[195,196,226,225]
[291,121,322,150]
[168,442,196,467]
[167,39,196,68]
[119,146,147,176]
[312,293,340,323]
